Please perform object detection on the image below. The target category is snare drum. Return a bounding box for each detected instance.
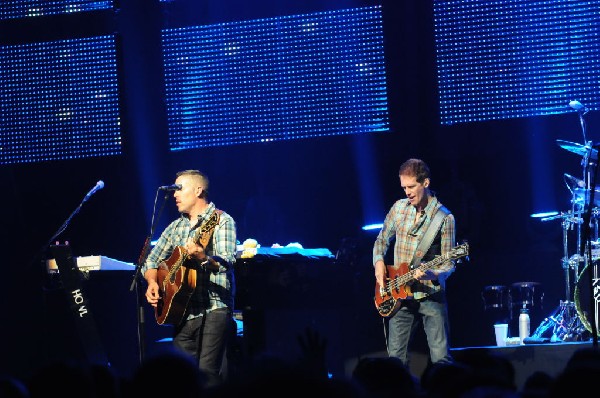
[592,240,600,261]
[482,285,509,310]
[510,282,543,310]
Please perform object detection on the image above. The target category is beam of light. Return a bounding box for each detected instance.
[530,211,559,218]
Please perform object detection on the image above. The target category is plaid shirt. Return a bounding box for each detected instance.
[143,202,237,318]
[373,195,456,300]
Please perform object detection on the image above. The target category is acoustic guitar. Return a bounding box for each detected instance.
[374,242,469,317]
[155,211,220,325]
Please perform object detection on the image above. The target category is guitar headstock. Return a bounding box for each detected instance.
[200,211,220,232]
[195,211,222,248]
[450,241,469,261]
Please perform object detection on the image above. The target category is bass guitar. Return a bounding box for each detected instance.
[374,242,469,317]
[155,210,220,326]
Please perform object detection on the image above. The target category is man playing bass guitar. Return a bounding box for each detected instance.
[142,169,237,388]
[373,158,457,370]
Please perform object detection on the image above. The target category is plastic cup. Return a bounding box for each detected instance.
[494,323,508,347]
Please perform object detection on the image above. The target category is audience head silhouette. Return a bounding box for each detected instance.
[352,356,419,398]
[128,350,207,398]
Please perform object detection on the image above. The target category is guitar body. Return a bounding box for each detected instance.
[153,210,221,325]
[155,246,198,326]
[374,263,413,318]
[373,242,469,318]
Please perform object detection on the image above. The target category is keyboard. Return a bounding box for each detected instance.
[47,255,135,272]
[76,255,135,271]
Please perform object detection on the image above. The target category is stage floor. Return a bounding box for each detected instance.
[451,340,596,389]
[346,340,598,389]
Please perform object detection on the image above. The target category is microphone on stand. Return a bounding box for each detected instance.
[44,180,106,248]
[84,180,105,200]
[158,184,182,191]
[568,100,592,153]
[569,100,589,114]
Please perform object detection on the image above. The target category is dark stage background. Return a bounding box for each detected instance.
[1,0,598,381]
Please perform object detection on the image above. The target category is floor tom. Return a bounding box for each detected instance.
[510,281,543,310]
[482,285,509,310]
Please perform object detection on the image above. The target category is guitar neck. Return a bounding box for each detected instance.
[192,226,204,247]
[398,252,453,285]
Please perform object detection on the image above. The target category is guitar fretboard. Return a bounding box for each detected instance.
[388,244,468,290]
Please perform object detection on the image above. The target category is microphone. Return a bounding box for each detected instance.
[84,180,105,200]
[569,100,588,113]
[564,173,585,188]
[159,183,182,191]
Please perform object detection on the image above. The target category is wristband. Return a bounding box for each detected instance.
[200,257,210,271]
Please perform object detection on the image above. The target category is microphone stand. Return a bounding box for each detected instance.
[37,182,108,365]
[43,183,103,253]
[130,190,172,364]
[579,108,589,144]
[572,103,598,346]
[585,144,600,348]
[39,182,106,291]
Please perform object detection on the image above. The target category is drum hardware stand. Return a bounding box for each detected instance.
[532,300,586,341]
[535,101,600,343]
[534,210,587,341]
[580,139,600,347]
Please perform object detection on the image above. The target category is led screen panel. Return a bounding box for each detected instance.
[434,0,600,125]
[0,35,121,164]
[0,1,112,20]
[162,5,389,150]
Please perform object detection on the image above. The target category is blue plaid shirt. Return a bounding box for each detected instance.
[373,196,456,300]
[143,202,237,319]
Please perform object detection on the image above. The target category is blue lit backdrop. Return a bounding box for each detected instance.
[161,5,389,150]
[0,0,113,20]
[0,36,121,164]
[434,0,600,125]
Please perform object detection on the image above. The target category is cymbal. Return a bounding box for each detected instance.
[556,139,598,158]
[564,173,584,190]
[573,187,600,206]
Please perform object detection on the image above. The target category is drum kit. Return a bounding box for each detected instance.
[482,103,599,342]
[533,104,600,341]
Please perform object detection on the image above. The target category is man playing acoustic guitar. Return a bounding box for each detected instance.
[373,158,458,370]
[142,169,237,388]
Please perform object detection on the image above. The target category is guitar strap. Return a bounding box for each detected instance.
[409,205,449,270]
[196,209,222,248]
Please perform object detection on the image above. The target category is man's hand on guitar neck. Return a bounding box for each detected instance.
[184,238,220,272]
[185,237,207,260]
[414,268,437,281]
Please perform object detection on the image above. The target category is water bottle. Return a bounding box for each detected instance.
[519,308,530,344]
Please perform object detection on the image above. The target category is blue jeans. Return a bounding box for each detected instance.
[386,298,453,367]
[174,308,233,387]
